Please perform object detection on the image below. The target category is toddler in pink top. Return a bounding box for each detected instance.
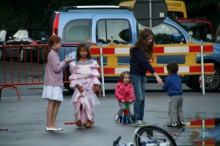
[69,43,101,128]
[114,71,135,122]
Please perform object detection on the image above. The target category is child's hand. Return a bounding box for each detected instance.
[121,100,125,102]
[65,58,72,63]
[93,84,98,93]
[128,100,132,103]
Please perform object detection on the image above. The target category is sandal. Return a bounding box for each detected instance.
[85,120,93,128]
[76,120,83,127]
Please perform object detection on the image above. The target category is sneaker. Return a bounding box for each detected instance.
[178,121,185,127]
[133,120,145,127]
[167,122,179,127]
[114,114,119,122]
[141,120,150,125]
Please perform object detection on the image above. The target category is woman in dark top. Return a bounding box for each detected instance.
[130,28,163,127]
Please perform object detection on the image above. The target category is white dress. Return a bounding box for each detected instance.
[42,86,64,101]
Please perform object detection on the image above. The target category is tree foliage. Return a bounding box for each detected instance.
[0,0,219,31]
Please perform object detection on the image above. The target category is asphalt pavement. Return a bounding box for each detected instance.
[0,83,220,146]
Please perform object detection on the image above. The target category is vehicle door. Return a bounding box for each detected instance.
[92,13,137,65]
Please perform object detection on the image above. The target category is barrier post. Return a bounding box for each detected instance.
[200,40,205,95]
[202,120,205,146]
[99,42,105,97]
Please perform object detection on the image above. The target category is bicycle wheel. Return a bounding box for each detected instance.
[133,125,177,146]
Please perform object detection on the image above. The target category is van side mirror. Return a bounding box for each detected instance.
[119,29,130,42]
[206,34,212,42]
[171,33,184,43]
[216,36,220,42]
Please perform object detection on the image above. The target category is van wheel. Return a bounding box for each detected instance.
[190,64,220,91]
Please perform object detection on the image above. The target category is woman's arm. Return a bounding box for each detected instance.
[153,72,163,86]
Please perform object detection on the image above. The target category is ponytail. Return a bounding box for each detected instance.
[44,35,61,64]
[44,46,50,64]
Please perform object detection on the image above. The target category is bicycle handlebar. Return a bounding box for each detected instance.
[113,136,121,146]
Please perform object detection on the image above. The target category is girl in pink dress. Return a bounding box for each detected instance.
[114,71,135,122]
[69,44,101,128]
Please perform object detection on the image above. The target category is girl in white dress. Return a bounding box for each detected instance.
[42,35,72,131]
[69,44,101,128]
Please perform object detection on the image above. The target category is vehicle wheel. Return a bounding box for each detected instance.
[63,67,74,94]
[133,125,177,146]
[190,64,220,92]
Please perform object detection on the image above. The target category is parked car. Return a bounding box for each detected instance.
[0,30,16,60]
[50,6,220,92]
[4,29,48,62]
[176,18,214,42]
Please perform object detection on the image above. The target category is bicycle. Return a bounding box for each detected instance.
[113,125,177,146]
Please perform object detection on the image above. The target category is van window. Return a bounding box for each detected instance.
[180,22,211,41]
[97,19,130,44]
[63,19,91,42]
[138,23,185,44]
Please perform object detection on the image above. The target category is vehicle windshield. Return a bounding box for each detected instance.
[138,18,187,44]
[13,30,28,39]
[0,30,6,41]
[170,18,206,42]
[180,22,212,42]
[215,24,220,44]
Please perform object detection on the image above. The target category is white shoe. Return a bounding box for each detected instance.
[45,127,59,131]
[57,127,64,131]
[114,114,119,121]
